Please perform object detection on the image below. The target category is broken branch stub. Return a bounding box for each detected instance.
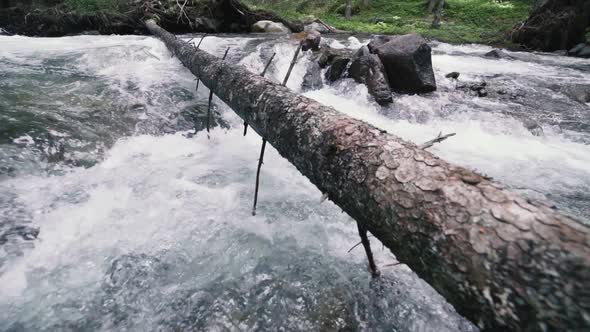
[145,20,590,331]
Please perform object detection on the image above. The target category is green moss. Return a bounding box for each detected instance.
[66,0,119,13]
[244,0,533,44]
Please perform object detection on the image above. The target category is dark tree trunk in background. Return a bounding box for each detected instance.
[345,0,352,19]
[145,20,590,332]
[431,0,444,28]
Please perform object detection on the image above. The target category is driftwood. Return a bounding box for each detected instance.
[145,20,590,331]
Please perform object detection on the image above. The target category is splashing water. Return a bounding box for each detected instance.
[0,32,588,331]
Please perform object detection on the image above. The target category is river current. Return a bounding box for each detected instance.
[0,33,588,331]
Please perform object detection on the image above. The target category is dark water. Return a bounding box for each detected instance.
[0,33,588,331]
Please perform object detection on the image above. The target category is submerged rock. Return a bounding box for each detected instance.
[484,49,514,59]
[568,43,590,58]
[523,118,544,136]
[251,20,290,33]
[348,46,393,105]
[445,72,460,80]
[367,34,436,94]
[302,62,324,91]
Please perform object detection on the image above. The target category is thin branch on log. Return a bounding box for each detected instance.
[347,234,373,252]
[245,52,276,136]
[282,43,303,86]
[261,52,276,77]
[145,20,590,330]
[419,132,456,149]
[357,222,380,277]
[195,34,207,93]
[206,47,230,133]
[383,262,402,267]
[252,138,267,216]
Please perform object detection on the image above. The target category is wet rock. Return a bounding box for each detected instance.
[549,83,590,104]
[523,118,544,136]
[484,49,514,59]
[568,43,590,58]
[251,20,290,33]
[302,62,323,91]
[301,30,321,51]
[317,46,352,68]
[511,0,590,51]
[325,56,351,82]
[304,21,331,34]
[367,34,436,94]
[348,46,392,105]
[445,72,460,80]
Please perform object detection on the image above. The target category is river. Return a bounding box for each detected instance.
[0,33,589,331]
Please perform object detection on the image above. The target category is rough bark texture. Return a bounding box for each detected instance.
[146,20,590,332]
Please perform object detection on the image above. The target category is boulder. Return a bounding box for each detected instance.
[301,30,321,51]
[568,43,590,58]
[325,56,350,82]
[302,62,324,91]
[348,46,393,105]
[304,21,332,34]
[367,34,437,94]
[511,0,590,51]
[251,20,290,33]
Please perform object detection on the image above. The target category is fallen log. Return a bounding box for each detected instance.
[145,20,590,331]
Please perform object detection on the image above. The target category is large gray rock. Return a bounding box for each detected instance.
[301,30,321,51]
[302,62,324,91]
[368,34,436,94]
[251,20,290,33]
[348,46,393,105]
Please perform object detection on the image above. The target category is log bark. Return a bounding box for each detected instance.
[145,20,590,331]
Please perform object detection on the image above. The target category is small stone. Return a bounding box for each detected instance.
[445,72,460,80]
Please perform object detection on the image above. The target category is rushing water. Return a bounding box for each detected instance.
[0,32,588,331]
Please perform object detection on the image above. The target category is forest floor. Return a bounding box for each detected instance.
[243,0,534,45]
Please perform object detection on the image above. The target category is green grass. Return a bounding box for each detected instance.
[244,0,533,44]
[65,0,119,13]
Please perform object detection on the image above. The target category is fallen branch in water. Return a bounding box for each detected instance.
[145,20,590,331]
[419,132,456,149]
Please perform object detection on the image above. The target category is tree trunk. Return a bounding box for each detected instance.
[345,0,352,19]
[427,0,437,13]
[431,0,444,28]
[363,0,371,9]
[145,20,590,332]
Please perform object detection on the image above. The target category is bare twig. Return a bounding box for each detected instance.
[251,49,299,214]
[357,222,380,277]
[252,139,267,216]
[347,234,373,253]
[282,42,303,86]
[419,132,456,149]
